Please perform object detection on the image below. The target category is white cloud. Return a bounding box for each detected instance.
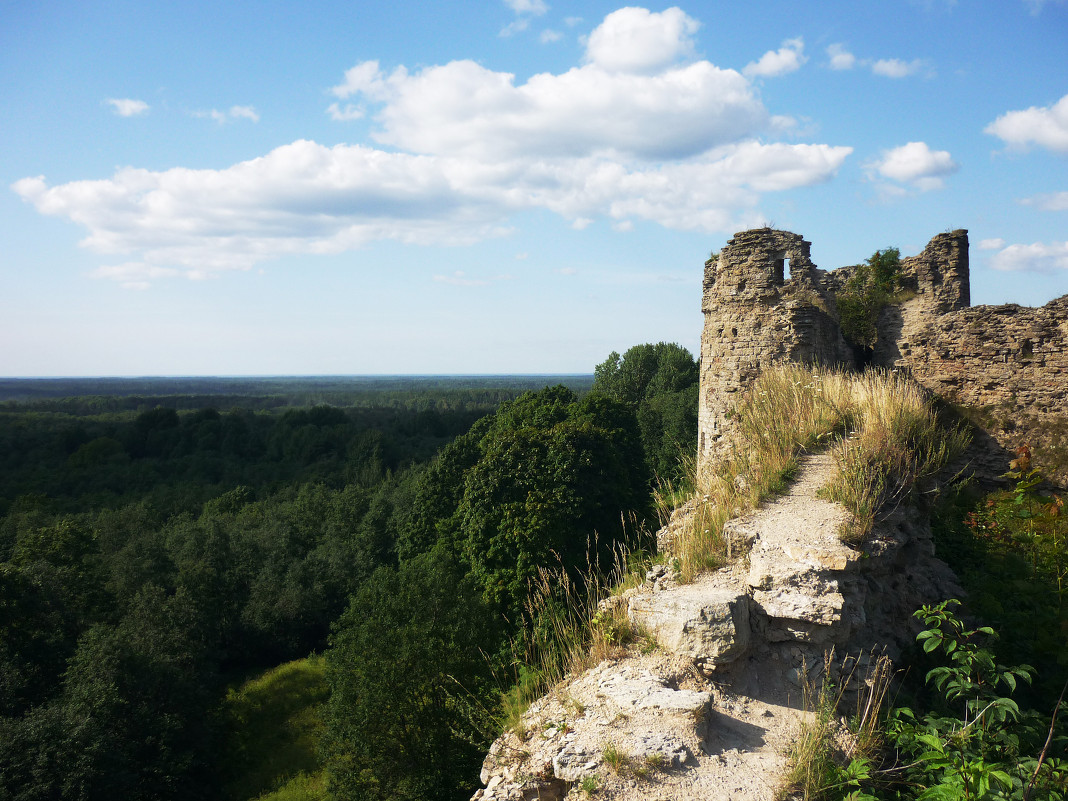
[504,0,548,14]
[499,18,529,37]
[990,241,1068,272]
[557,266,578,275]
[1021,191,1068,210]
[564,16,582,26]
[869,141,959,191]
[336,57,766,160]
[540,29,563,43]
[13,8,854,286]
[12,138,850,284]
[825,48,927,78]
[978,237,1006,250]
[327,102,364,121]
[229,105,260,122]
[826,44,855,70]
[106,98,149,117]
[985,93,1068,154]
[871,58,924,78]
[196,105,260,124]
[583,7,700,74]
[744,37,806,78]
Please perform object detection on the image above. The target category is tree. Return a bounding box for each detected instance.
[593,343,699,479]
[837,247,902,350]
[324,546,501,801]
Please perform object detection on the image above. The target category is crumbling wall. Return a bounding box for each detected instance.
[897,296,1068,483]
[697,229,851,471]
[698,226,1068,485]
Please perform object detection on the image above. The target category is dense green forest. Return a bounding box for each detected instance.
[5,353,1061,801]
[0,353,697,801]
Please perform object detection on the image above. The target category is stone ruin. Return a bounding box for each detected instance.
[698,227,1068,484]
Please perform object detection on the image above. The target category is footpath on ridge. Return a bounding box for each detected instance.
[471,453,961,801]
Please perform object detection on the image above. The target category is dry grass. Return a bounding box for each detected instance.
[819,371,970,543]
[782,650,896,801]
[500,545,650,732]
[669,365,968,579]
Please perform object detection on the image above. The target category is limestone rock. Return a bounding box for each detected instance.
[628,583,750,668]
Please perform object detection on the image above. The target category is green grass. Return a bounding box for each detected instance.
[219,655,330,801]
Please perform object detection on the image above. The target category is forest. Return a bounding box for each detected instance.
[0,346,699,801]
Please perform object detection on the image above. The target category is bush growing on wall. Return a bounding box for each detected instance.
[837,247,902,349]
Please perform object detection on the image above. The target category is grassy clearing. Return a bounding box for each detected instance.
[669,365,967,580]
[219,656,329,801]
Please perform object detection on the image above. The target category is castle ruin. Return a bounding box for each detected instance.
[697,228,1068,483]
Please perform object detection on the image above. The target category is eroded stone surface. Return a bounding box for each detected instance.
[628,583,750,669]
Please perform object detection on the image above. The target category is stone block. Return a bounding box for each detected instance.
[628,584,750,667]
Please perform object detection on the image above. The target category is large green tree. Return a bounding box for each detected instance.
[324,546,500,801]
[593,342,699,480]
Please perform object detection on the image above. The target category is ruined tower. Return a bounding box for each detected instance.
[697,229,852,469]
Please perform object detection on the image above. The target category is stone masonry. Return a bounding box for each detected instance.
[698,228,1068,484]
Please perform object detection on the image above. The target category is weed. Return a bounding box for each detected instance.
[579,774,600,795]
[602,742,630,774]
[644,752,667,770]
[500,542,651,730]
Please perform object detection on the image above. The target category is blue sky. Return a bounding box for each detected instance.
[2,0,1066,376]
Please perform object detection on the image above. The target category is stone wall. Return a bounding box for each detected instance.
[698,227,1068,484]
[898,296,1068,483]
[697,229,852,468]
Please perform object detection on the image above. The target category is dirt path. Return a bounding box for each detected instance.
[474,452,856,801]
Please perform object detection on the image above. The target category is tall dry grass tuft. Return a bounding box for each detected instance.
[782,649,896,801]
[671,364,967,578]
[821,370,969,542]
[500,544,648,732]
[675,365,853,580]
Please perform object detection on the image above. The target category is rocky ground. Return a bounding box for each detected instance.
[471,453,961,801]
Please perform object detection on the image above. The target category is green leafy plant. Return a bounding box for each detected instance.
[837,248,902,349]
[601,741,630,774]
[834,601,1068,801]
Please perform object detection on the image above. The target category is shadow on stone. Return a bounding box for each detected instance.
[699,710,768,755]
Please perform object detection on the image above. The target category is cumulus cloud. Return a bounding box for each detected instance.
[504,0,547,14]
[196,105,260,124]
[540,29,563,43]
[1021,191,1068,211]
[744,38,806,78]
[13,7,854,286]
[990,241,1068,272]
[871,58,924,78]
[985,93,1068,154]
[977,238,1006,250]
[824,47,925,78]
[583,7,700,74]
[826,44,856,70]
[869,141,959,191]
[106,98,149,117]
[333,57,765,160]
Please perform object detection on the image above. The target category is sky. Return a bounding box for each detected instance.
[2,0,1067,377]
